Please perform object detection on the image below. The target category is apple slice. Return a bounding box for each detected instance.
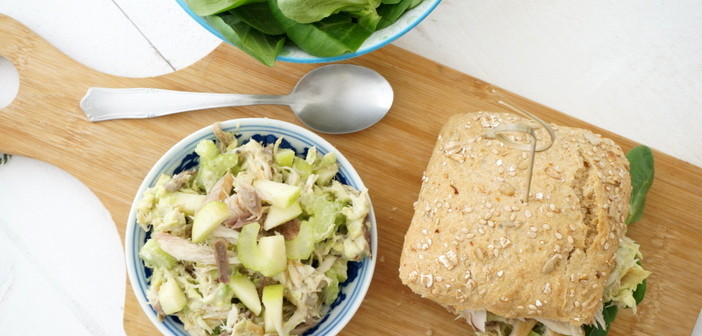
[191,201,230,243]
[229,274,262,315]
[169,192,206,216]
[253,180,300,208]
[263,201,302,231]
[158,279,187,315]
[262,284,285,335]
[139,238,176,268]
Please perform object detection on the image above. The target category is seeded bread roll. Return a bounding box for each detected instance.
[399,112,631,326]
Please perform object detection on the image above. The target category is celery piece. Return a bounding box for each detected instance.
[322,259,348,304]
[191,201,230,243]
[158,278,188,314]
[292,156,313,180]
[322,276,340,305]
[237,223,287,276]
[229,274,262,315]
[329,259,349,282]
[285,220,315,260]
[195,139,220,161]
[308,195,342,241]
[139,238,176,268]
[315,152,339,186]
[263,201,302,231]
[262,284,285,335]
[197,153,239,192]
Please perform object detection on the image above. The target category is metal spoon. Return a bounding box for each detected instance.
[80,64,393,134]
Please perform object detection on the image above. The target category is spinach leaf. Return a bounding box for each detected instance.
[633,278,647,304]
[268,0,352,57]
[229,2,285,35]
[276,0,379,23]
[409,0,423,8]
[315,14,375,50]
[376,0,413,29]
[349,7,382,31]
[625,145,654,224]
[186,0,263,16]
[583,303,619,336]
[205,13,285,66]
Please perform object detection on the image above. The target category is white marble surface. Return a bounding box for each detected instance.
[1,1,701,334]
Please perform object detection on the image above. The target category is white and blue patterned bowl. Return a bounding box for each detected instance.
[175,0,441,63]
[125,118,377,335]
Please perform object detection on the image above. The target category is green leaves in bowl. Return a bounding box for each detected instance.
[184,0,425,65]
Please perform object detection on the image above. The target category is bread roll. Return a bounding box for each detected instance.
[399,111,631,326]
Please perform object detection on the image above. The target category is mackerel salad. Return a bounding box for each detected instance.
[136,124,372,336]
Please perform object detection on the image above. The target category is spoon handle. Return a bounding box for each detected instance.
[80,88,290,121]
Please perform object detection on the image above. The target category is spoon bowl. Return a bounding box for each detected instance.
[80,64,393,134]
[290,64,393,134]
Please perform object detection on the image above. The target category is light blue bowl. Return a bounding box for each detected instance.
[125,118,377,335]
[175,0,441,63]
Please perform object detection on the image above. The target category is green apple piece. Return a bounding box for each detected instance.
[253,179,300,208]
[191,201,230,243]
[258,235,288,275]
[229,274,262,315]
[158,278,187,314]
[274,148,296,167]
[169,192,206,216]
[237,223,287,276]
[262,284,285,335]
[139,238,176,268]
[263,201,302,231]
[285,220,314,260]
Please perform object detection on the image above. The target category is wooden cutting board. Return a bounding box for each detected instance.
[1,15,700,335]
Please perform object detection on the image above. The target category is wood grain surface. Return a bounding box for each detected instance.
[1,15,700,335]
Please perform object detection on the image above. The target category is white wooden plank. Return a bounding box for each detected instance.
[0,0,173,77]
[111,0,221,73]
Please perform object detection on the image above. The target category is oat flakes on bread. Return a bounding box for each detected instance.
[399,112,648,336]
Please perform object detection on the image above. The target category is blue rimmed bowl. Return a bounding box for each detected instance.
[125,118,377,335]
[175,0,441,63]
